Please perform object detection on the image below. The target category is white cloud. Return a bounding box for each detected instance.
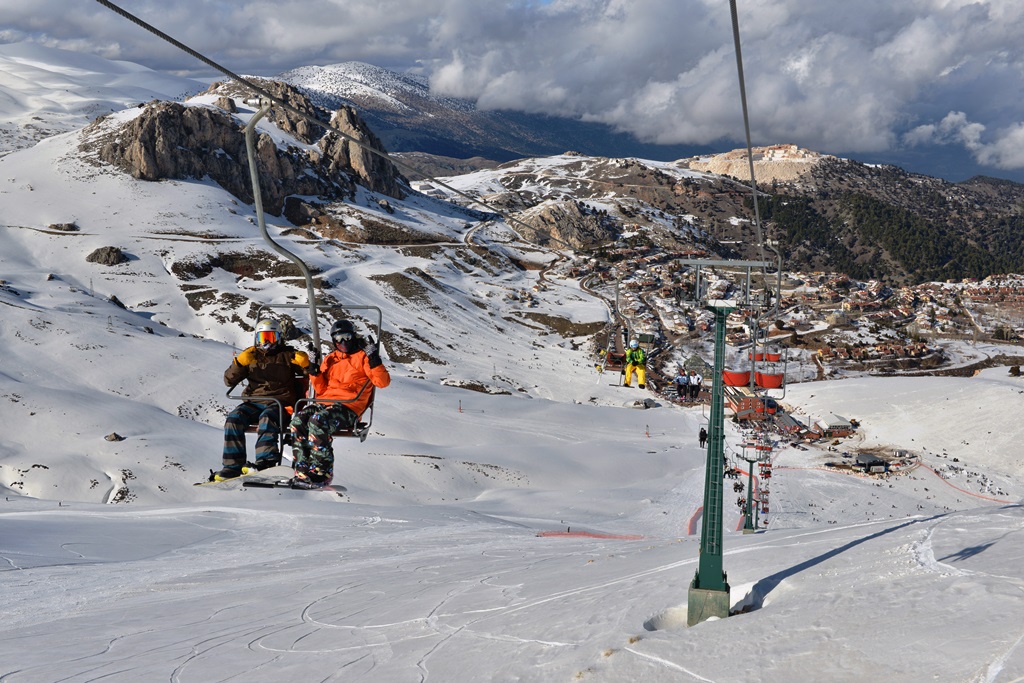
[975,122,1024,169]
[4,0,1024,171]
[904,111,1024,170]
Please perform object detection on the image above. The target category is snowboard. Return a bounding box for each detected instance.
[193,464,273,487]
[195,465,344,495]
[240,466,344,493]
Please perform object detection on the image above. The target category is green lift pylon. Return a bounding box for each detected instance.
[688,302,734,626]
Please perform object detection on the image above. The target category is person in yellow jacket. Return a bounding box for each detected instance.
[218,319,311,480]
[289,319,391,486]
[623,339,647,389]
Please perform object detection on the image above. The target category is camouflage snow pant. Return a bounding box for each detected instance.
[223,400,282,468]
[289,402,358,480]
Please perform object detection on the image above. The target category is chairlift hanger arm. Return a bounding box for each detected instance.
[243,99,321,354]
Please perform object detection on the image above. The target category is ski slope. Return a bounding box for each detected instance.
[2,43,1024,683]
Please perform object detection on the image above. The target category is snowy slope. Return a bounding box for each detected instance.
[1,44,1024,683]
[0,42,205,157]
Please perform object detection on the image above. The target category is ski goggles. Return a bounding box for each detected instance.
[332,333,354,343]
[256,330,278,345]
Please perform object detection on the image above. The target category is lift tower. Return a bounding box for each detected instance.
[680,259,773,626]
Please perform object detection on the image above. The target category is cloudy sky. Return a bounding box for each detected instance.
[3,0,1024,181]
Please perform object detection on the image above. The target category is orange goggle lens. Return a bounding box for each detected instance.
[256,331,277,344]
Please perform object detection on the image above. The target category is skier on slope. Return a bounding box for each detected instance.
[622,339,647,389]
[289,319,391,486]
[217,319,312,481]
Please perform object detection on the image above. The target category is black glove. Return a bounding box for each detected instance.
[620,368,626,375]
[307,364,320,376]
[365,336,383,368]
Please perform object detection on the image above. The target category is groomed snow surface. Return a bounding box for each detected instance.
[3,312,1024,683]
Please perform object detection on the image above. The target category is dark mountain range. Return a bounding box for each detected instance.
[277,62,711,164]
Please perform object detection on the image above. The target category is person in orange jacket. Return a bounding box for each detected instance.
[289,319,390,485]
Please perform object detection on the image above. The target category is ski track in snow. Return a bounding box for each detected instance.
[163,530,699,680]
[623,647,716,682]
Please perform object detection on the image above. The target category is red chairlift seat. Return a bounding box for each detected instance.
[755,371,785,389]
[604,351,626,369]
[723,370,752,386]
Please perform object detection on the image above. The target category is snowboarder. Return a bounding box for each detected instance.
[289,319,391,486]
[622,339,647,389]
[218,319,312,481]
[671,368,689,401]
[699,426,708,448]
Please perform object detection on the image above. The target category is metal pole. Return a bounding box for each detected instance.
[243,99,321,356]
[743,458,756,532]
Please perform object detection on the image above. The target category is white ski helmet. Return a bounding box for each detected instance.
[254,319,281,349]
[629,339,639,349]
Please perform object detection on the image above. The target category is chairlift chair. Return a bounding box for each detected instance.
[227,303,384,449]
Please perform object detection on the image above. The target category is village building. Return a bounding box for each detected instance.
[814,413,854,437]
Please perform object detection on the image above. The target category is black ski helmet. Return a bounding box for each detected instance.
[330,319,357,344]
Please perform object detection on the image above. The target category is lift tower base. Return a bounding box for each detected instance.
[687,584,731,626]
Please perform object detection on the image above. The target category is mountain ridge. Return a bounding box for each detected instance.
[278,60,710,162]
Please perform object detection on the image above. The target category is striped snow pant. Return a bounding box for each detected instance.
[223,400,282,468]
[289,402,358,478]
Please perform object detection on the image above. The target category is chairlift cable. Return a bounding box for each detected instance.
[92,0,574,252]
[728,0,783,341]
[728,0,765,266]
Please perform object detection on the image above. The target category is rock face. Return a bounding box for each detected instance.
[86,246,129,265]
[320,106,402,197]
[688,144,824,184]
[82,80,405,218]
[519,200,617,249]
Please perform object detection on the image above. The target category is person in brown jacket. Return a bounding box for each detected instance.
[290,319,390,486]
[217,319,311,481]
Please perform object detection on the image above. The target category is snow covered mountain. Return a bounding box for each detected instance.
[0,42,206,157]
[278,60,708,162]
[2,43,1024,682]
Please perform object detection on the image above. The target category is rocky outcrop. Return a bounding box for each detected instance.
[320,106,403,197]
[81,80,405,219]
[215,79,323,144]
[86,246,129,265]
[518,200,617,249]
[688,145,824,184]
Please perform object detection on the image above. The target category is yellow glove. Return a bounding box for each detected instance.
[292,350,311,369]
[235,347,256,366]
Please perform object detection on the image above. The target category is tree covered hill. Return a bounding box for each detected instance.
[747,157,1024,283]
